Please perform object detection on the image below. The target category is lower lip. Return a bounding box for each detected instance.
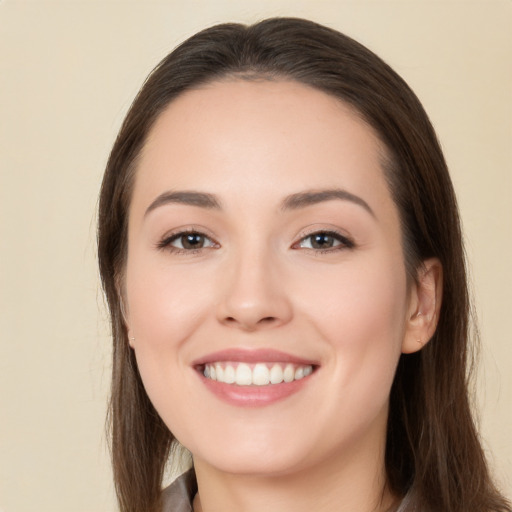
[198,373,314,407]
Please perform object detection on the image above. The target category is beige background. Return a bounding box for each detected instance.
[0,1,510,510]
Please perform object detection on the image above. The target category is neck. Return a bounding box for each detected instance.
[192,427,397,512]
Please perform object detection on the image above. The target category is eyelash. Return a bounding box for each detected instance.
[157,229,218,254]
[156,229,355,254]
[293,230,355,253]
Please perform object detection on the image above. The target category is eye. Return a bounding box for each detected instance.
[158,230,217,252]
[295,231,354,251]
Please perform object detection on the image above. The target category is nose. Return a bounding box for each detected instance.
[216,247,293,331]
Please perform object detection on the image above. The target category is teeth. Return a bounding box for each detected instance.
[224,364,236,384]
[283,364,295,382]
[215,364,224,382]
[270,364,284,384]
[203,362,314,386]
[236,363,252,385]
[253,363,270,386]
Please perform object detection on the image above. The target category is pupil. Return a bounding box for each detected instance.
[183,233,203,249]
[312,234,333,249]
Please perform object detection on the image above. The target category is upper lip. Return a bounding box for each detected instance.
[191,348,319,367]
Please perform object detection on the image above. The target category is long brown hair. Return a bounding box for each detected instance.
[98,18,510,512]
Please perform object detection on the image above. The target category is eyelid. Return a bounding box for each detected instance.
[156,226,220,252]
[292,227,355,251]
[155,225,354,254]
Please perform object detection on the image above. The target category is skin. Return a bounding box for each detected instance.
[124,80,442,512]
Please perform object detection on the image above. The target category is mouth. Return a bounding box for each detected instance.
[192,349,319,406]
[199,361,314,386]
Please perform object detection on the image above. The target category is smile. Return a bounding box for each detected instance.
[203,362,314,386]
[193,349,318,406]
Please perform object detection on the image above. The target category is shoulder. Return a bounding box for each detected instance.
[161,468,197,512]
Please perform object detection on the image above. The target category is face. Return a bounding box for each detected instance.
[124,80,415,477]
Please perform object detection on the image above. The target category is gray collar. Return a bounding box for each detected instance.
[161,469,197,512]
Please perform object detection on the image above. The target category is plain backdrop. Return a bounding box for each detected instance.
[0,1,510,511]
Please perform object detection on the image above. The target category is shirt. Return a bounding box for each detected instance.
[162,469,197,512]
[161,468,406,511]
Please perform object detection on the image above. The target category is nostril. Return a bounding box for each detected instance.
[222,315,278,330]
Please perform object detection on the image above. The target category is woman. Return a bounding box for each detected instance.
[97,18,510,512]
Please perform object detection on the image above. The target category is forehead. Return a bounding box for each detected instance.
[133,79,393,216]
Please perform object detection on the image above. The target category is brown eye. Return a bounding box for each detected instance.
[310,233,337,249]
[176,233,207,249]
[297,231,354,251]
[158,231,217,252]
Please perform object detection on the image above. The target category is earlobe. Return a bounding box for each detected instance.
[120,299,135,348]
[402,258,443,354]
[119,301,136,348]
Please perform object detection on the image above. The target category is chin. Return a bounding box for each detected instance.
[194,448,311,478]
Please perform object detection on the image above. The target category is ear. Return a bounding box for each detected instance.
[120,299,136,349]
[402,258,443,354]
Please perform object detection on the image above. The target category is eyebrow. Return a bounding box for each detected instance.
[281,189,375,217]
[144,188,374,218]
[145,191,222,217]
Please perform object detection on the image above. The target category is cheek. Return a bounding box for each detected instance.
[295,255,408,403]
[125,253,214,347]
[123,256,219,436]
[123,252,217,397]
[299,252,407,328]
